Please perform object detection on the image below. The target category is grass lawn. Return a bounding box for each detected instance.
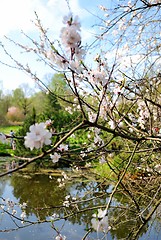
[0,125,21,135]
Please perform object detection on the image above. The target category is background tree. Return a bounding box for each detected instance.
[12,83,33,116]
[0,92,12,125]
[6,106,24,123]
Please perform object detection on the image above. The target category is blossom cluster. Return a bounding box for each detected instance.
[24,122,52,150]
[61,14,81,50]
[50,144,68,163]
[57,171,69,187]
[48,13,84,71]
[0,198,27,223]
[63,194,77,208]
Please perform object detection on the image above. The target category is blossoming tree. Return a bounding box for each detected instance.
[1,0,161,239]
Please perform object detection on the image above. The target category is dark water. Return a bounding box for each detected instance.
[0,170,161,240]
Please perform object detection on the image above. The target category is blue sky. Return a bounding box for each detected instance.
[0,0,110,93]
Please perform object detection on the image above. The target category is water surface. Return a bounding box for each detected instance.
[0,170,161,239]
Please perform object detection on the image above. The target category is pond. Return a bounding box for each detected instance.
[0,167,161,239]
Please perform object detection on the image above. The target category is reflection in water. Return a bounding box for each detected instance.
[0,177,7,196]
[0,172,110,240]
[0,172,161,239]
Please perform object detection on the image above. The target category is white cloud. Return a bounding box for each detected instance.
[0,0,88,35]
[0,0,36,35]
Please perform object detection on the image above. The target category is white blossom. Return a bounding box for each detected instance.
[12,209,17,215]
[89,70,108,86]
[20,202,27,209]
[65,195,70,200]
[65,106,73,114]
[1,205,5,210]
[69,60,82,72]
[91,216,111,232]
[61,26,81,49]
[137,100,149,129]
[154,164,161,173]
[20,211,26,219]
[63,14,81,30]
[55,234,66,240]
[60,14,81,50]
[94,135,104,146]
[58,144,68,151]
[88,112,97,123]
[113,84,122,95]
[118,121,124,128]
[47,51,68,69]
[50,213,59,220]
[45,119,52,127]
[99,5,107,11]
[108,120,116,129]
[63,200,70,207]
[24,122,52,150]
[97,209,107,219]
[62,171,68,179]
[50,153,61,163]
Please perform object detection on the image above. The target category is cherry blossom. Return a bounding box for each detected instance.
[108,120,116,129]
[88,112,97,123]
[65,106,73,114]
[24,122,52,150]
[55,234,66,240]
[154,164,161,173]
[2,2,161,238]
[20,211,26,220]
[47,51,68,69]
[57,144,68,152]
[89,70,108,86]
[45,119,52,127]
[50,152,61,163]
[60,14,81,50]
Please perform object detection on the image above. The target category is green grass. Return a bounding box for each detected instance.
[0,125,21,135]
[92,161,113,179]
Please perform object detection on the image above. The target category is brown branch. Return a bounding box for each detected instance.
[0,121,86,177]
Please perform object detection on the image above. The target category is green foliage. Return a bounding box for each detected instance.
[0,141,12,156]
[12,84,33,116]
[0,125,20,135]
[0,94,12,125]
[52,110,81,132]
[14,107,39,156]
[92,162,112,179]
[30,91,48,115]
[68,128,89,145]
[12,88,25,107]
